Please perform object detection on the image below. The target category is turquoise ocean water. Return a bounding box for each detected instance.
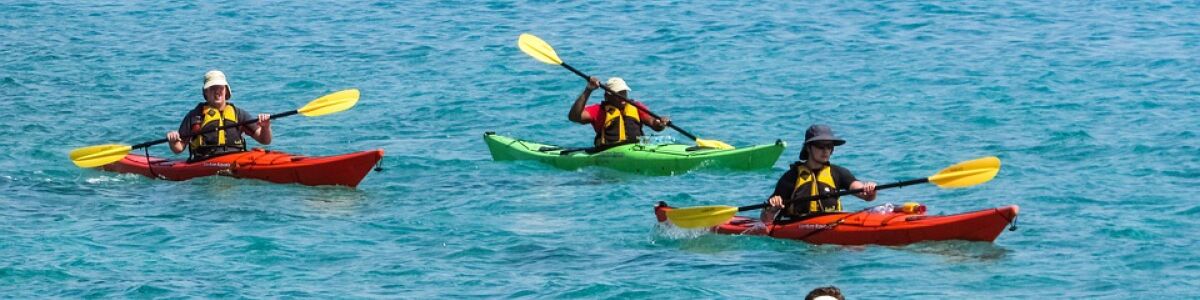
[2,1,1198,298]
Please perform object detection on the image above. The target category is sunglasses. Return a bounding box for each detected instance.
[810,143,836,150]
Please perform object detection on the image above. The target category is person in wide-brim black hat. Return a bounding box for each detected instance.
[760,124,878,224]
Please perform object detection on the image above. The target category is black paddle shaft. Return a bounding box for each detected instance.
[129,110,298,150]
[560,62,699,141]
[738,177,931,211]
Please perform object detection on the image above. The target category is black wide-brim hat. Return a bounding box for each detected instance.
[799,124,846,160]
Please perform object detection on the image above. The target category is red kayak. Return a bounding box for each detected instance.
[654,202,1018,246]
[100,149,383,188]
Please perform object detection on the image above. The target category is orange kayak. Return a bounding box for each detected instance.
[100,149,383,188]
[654,201,1018,246]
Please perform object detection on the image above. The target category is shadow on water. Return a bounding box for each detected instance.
[298,188,370,216]
[89,175,376,217]
[193,177,373,216]
[898,240,1011,261]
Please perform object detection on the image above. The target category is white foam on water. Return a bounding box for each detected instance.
[653,222,713,240]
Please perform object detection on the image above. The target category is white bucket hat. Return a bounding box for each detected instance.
[203,70,232,99]
[605,77,630,93]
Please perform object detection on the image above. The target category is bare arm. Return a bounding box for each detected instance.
[762,195,783,225]
[569,77,600,124]
[167,112,192,154]
[762,170,795,224]
[647,115,669,131]
[167,132,185,154]
[632,101,669,131]
[849,180,878,201]
[246,114,272,145]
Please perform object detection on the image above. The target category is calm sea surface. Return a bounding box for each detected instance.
[2,1,1198,298]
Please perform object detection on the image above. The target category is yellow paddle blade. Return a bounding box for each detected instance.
[518,33,563,65]
[298,89,359,117]
[695,138,734,150]
[664,205,738,229]
[69,144,133,168]
[928,156,1001,188]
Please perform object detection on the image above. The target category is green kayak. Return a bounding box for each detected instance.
[483,132,785,175]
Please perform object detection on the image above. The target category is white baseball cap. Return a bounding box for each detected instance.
[605,77,630,93]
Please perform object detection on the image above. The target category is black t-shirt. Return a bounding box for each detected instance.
[770,162,857,203]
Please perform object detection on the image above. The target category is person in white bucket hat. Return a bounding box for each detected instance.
[165,70,272,161]
[568,76,670,148]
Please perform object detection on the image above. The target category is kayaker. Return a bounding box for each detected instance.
[568,76,670,148]
[762,125,877,223]
[165,70,272,161]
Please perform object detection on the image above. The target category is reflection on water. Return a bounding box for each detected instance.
[299,187,369,216]
[901,240,1011,262]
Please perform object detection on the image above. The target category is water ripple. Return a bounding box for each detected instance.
[2,0,1199,298]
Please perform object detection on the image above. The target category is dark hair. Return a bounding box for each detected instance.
[805,286,844,300]
[799,143,813,162]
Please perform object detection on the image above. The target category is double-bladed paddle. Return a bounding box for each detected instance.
[664,156,1002,228]
[69,89,360,168]
[517,33,734,150]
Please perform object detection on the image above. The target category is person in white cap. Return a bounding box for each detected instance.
[165,70,272,161]
[762,124,877,224]
[568,76,670,148]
